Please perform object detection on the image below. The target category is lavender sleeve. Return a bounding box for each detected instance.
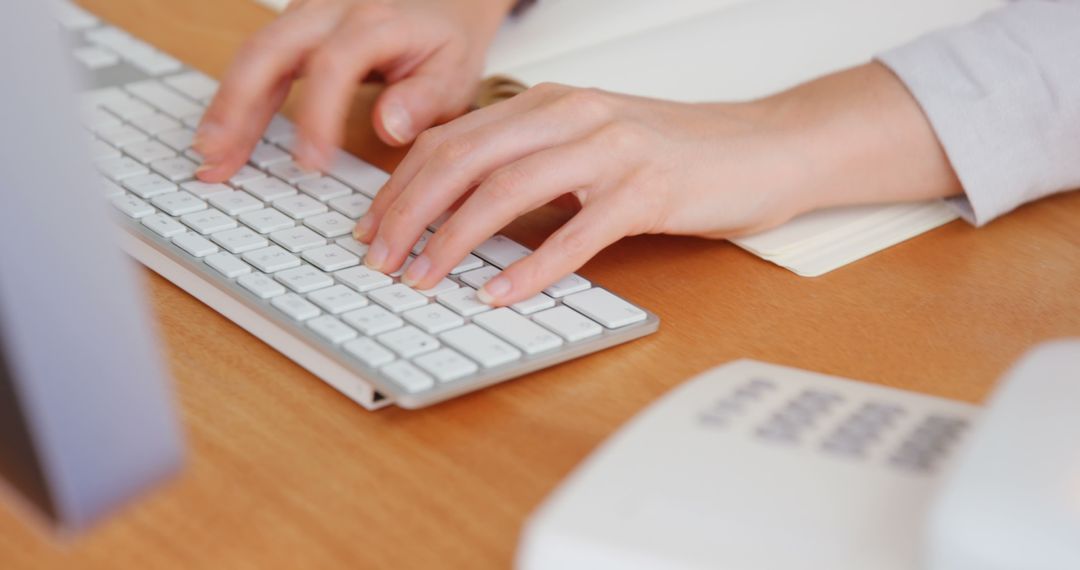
[877,0,1080,225]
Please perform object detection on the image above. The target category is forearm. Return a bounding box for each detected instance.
[747,62,963,217]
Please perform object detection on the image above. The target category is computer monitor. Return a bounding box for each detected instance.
[0,0,184,532]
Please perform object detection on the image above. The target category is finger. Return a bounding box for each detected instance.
[478,194,640,306]
[400,135,616,290]
[292,9,405,169]
[354,83,567,242]
[195,76,290,182]
[372,66,472,147]
[194,5,344,170]
[358,91,609,274]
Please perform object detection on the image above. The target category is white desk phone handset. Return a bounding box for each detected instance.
[518,340,1080,570]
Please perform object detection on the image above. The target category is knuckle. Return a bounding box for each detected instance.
[598,121,649,153]
[425,223,464,259]
[412,127,445,154]
[481,164,529,202]
[433,136,474,166]
[553,226,592,259]
[529,82,568,98]
[347,1,398,24]
[556,88,612,121]
[306,48,350,76]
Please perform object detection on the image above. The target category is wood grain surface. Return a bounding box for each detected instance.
[2,1,1078,568]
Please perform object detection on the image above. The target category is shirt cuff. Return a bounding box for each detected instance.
[876,1,1080,226]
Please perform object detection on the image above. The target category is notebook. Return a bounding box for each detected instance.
[257,0,1002,276]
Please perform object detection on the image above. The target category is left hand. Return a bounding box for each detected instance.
[353,83,811,305]
[353,64,962,306]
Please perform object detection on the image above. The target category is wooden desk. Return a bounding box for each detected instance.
[3,1,1078,568]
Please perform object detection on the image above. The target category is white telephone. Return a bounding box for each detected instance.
[517,340,1080,570]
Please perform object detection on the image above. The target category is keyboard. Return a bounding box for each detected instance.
[52,2,659,409]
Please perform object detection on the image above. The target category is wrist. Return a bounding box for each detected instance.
[753,62,962,216]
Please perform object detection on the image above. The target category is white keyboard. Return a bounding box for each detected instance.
[53,2,658,409]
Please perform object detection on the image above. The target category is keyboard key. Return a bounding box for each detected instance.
[111,194,155,218]
[333,265,392,292]
[181,180,232,199]
[150,156,199,182]
[342,337,395,368]
[416,278,458,298]
[157,127,196,151]
[164,71,218,101]
[271,293,321,321]
[269,226,326,252]
[239,208,295,234]
[327,152,389,197]
[141,213,186,238]
[380,361,434,393]
[126,79,203,119]
[100,178,125,198]
[473,235,531,269]
[244,141,290,169]
[73,45,120,70]
[229,165,266,186]
[306,315,358,344]
[368,284,427,313]
[532,306,603,342]
[81,106,122,131]
[242,245,301,273]
[459,265,500,289]
[334,236,369,257]
[436,287,492,317]
[129,113,180,135]
[562,288,646,328]
[403,304,465,335]
[414,348,478,382]
[450,254,484,275]
[209,191,263,216]
[151,190,206,216]
[328,193,372,219]
[473,308,563,355]
[89,139,122,162]
[241,176,295,202]
[129,51,183,76]
[172,232,219,258]
[263,115,296,144]
[411,230,433,255]
[97,156,149,181]
[237,272,287,299]
[298,177,352,202]
[377,325,439,358]
[97,124,149,148]
[181,208,236,235]
[124,140,176,164]
[307,285,368,314]
[304,211,354,238]
[102,97,155,121]
[54,3,100,30]
[301,244,360,272]
[511,293,555,315]
[543,273,592,298]
[342,305,403,336]
[122,173,176,198]
[275,265,334,293]
[268,160,320,185]
[440,325,521,368]
[273,194,327,219]
[389,256,414,278]
[211,227,268,254]
[205,252,253,278]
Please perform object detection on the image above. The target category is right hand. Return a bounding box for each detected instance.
[194,0,515,182]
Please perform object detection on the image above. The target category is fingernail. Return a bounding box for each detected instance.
[353,215,374,241]
[401,255,430,287]
[477,276,511,305]
[364,237,388,271]
[382,103,412,144]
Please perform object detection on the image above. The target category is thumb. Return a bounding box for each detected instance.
[373,73,471,146]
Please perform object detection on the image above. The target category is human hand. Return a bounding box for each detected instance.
[193,0,515,181]
[354,63,961,306]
